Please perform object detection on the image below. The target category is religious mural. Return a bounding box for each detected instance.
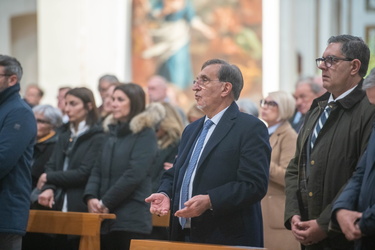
[131,0,263,107]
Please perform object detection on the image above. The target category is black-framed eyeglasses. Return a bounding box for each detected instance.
[315,56,354,68]
[260,100,278,108]
[193,77,221,88]
[0,74,11,78]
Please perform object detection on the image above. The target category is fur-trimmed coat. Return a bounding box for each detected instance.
[84,103,165,234]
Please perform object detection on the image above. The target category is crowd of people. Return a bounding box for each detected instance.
[1,33,375,250]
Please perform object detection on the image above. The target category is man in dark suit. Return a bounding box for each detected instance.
[146,59,271,247]
[331,67,375,250]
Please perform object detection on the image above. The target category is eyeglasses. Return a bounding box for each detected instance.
[260,100,278,108]
[193,77,221,88]
[0,74,11,78]
[315,56,354,68]
[36,118,51,124]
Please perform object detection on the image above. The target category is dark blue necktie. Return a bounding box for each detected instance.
[311,103,333,149]
[180,119,214,228]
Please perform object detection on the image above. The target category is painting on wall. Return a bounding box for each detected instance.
[131,0,263,108]
[366,26,375,75]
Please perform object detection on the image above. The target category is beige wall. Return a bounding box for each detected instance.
[11,13,38,93]
[37,0,130,106]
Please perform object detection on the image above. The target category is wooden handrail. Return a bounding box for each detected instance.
[130,239,267,250]
[27,210,115,250]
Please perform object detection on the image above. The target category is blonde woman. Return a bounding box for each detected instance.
[151,102,184,192]
[259,91,299,250]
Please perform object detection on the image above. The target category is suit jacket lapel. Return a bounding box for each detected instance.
[196,103,238,170]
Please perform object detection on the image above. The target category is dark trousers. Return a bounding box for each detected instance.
[22,233,79,250]
[0,233,22,250]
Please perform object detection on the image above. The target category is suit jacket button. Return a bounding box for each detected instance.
[309,192,313,197]
[310,160,315,165]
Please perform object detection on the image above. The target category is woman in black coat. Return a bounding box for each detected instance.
[84,83,165,250]
[36,87,104,250]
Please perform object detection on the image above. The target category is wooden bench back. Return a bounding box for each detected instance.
[152,212,170,227]
[130,239,267,250]
[27,210,115,250]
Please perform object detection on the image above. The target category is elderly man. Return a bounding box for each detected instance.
[284,35,375,250]
[0,55,37,249]
[146,59,270,247]
[331,67,375,250]
[290,77,325,132]
[147,75,188,125]
[23,84,44,107]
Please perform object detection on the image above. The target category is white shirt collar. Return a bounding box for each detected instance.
[204,106,230,125]
[70,120,89,137]
[328,85,357,103]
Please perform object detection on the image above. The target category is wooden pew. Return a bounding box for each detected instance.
[27,210,116,250]
[152,212,170,227]
[130,239,267,250]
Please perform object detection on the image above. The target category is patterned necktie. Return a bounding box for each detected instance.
[311,103,333,149]
[180,119,214,228]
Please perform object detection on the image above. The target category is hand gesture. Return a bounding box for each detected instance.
[145,193,170,216]
[174,194,211,218]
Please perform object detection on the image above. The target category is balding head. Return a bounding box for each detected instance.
[147,75,168,102]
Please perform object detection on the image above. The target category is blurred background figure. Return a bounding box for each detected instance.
[147,75,188,125]
[84,83,165,250]
[22,104,63,250]
[151,102,183,192]
[57,86,72,124]
[100,82,120,122]
[259,91,299,250]
[31,105,63,189]
[289,77,325,132]
[24,84,44,107]
[147,75,169,103]
[186,104,204,123]
[237,98,259,117]
[149,102,184,240]
[36,87,104,250]
[97,74,119,112]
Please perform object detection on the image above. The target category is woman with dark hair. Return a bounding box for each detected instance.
[36,87,104,250]
[84,83,165,250]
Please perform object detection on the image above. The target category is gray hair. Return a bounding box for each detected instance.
[363,68,375,90]
[327,35,370,77]
[0,54,23,81]
[201,59,244,100]
[296,76,324,95]
[237,98,259,117]
[32,104,63,129]
[98,74,119,84]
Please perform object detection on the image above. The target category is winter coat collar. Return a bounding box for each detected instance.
[310,79,365,111]
[107,102,166,137]
[0,83,20,106]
